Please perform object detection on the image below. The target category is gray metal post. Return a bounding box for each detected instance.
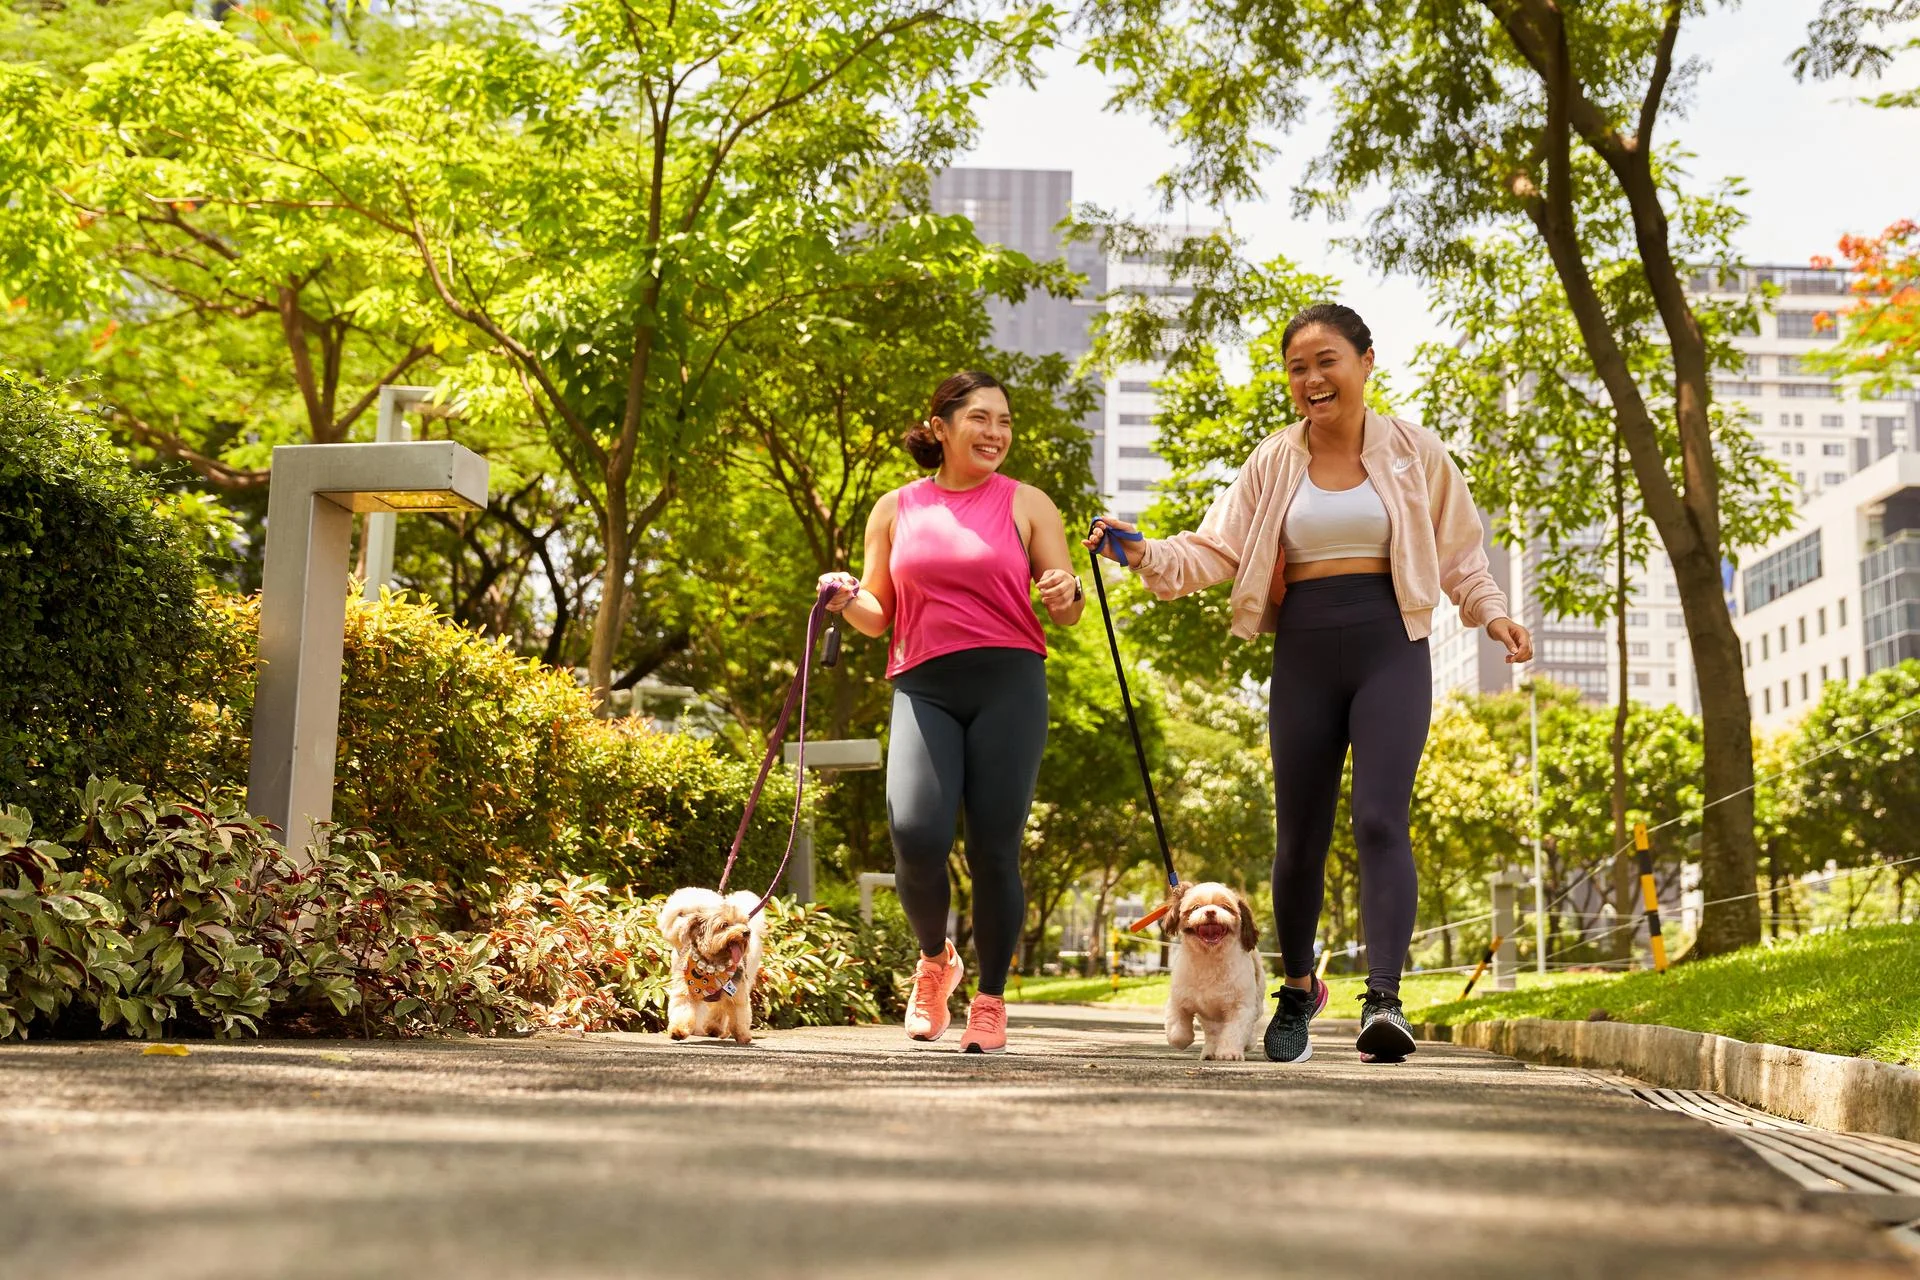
[1488,867,1524,990]
[780,738,881,904]
[857,872,897,924]
[1530,682,1547,974]
[253,477,353,859]
[249,441,488,858]
[362,386,449,602]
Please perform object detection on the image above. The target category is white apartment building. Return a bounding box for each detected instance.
[1436,263,1920,712]
[1736,449,1920,731]
[1100,228,1211,522]
[1701,265,1919,505]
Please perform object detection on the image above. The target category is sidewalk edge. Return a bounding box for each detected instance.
[1416,1018,1920,1143]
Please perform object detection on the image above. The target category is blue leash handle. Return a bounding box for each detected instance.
[1095,524,1144,568]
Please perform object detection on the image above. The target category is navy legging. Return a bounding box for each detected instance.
[1269,574,1431,995]
[887,647,1048,997]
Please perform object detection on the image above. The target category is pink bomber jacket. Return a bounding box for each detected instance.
[1132,409,1510,642]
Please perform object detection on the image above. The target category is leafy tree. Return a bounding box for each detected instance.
[0,10,467,492]
[1781,662,1920,898]
[1082,0,1793,953]
[1792,0,1920,95]
[314,0,1061,704]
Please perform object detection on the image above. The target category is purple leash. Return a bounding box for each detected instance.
[715,584,836,917]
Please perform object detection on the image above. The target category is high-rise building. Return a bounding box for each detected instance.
[1455,263,1918,713]
[1695,265,1919,502]
[1736,449,1920,730]
[1100,226,1211,522]
[928,169,1108,483]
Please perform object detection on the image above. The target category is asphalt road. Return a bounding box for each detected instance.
[1,1005,1911,1279]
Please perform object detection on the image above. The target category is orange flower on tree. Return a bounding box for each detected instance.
[1813,219,1920,388]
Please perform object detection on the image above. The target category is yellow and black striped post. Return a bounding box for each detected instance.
[1459,934,1504,1000]
[1635,822,1668,973]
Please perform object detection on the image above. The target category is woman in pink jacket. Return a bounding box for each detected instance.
[1089,304,1532,1065]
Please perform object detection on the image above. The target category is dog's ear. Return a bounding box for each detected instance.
[1236,894,1259,952]
[1158,882,1186,940]
[657,898,694,949]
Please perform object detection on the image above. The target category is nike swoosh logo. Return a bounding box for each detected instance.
[1392,456,1414,473]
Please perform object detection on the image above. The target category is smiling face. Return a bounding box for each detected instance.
[934,386,1013,483]
[1284,322,1375,430]
[689,902,752,971]
[1170,883,1259,952]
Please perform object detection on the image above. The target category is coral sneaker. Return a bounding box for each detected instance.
[904,941,964,1042]
[959,993,1007,1055]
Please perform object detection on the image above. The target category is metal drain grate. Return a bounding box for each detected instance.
[1593,1075,1920,1253]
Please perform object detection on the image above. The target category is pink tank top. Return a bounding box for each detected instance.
[886,474,1048,677]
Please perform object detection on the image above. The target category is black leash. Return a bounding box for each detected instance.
[1086,523,1180,925]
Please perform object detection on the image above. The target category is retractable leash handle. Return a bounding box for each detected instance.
[1083,520,1181,934]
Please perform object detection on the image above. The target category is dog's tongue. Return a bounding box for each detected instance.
[1194,921,1231,944]
[726,940,744,968]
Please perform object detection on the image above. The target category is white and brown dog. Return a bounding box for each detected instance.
[658,888,767,1045]
[1161,881,1266,1061]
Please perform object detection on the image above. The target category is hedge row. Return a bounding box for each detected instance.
[0,372,208,825]
[1,780,915,1041]
[180,592,799,910]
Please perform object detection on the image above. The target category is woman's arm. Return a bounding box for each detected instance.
[1427,445,1532,663]
[820,491,897,638]
[1017,485,1085,627]
[1082,456,1262,599]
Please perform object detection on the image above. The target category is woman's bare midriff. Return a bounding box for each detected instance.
[1283,557,1390,584]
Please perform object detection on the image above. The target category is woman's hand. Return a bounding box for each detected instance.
[1083,516,1145,567]
[1488,617,1534,664]
[1037,568,1082,613]
[818,571,860,614]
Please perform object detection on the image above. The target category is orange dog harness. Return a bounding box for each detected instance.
[684,955,745,1003]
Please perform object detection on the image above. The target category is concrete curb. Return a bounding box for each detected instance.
[1416,1018,1920,1143]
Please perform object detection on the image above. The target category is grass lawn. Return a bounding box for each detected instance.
[1008,967,1580,1014]
[1410,923,1920,1068]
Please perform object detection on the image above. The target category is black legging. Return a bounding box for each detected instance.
[1269,575,1431,995]
[887,647,1048,997]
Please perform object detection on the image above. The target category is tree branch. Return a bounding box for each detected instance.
[1636,1,1683,154]
[113,411,271,492]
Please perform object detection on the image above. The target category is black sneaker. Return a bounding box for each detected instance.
[1262,975,1328,1063]
[1356,988,1417,1062]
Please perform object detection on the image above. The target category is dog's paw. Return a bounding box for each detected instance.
[1202,1046,1246,1062]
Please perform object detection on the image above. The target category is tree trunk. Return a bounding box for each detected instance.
[1681,553,1762,953]
[587,502,631,708]
[1497,0,1762,958]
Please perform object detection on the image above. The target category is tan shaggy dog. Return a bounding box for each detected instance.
[658,888,767,1045]
[1161,881,1267,1061]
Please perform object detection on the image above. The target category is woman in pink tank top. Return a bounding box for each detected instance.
[818,371,1085,1054]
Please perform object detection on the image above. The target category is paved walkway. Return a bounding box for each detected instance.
[0,1006,1912,1279]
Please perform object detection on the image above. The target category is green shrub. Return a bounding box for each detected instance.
[183,590,798,906]
[0,373,208,824]
[2,780,896,1040]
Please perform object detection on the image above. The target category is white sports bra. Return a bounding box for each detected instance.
[1281,474,1391,563]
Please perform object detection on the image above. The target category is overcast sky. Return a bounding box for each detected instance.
[960,4,1920,378]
